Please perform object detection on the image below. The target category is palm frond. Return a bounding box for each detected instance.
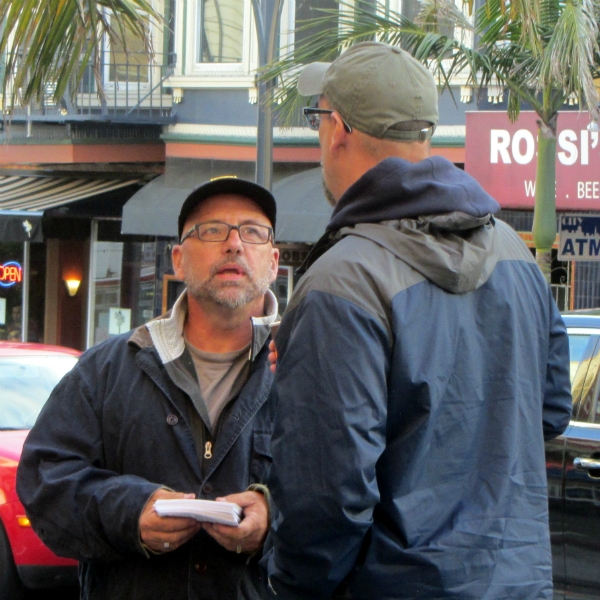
[263,0,600,129]
[0,0,160,108]
[539,0,600,120]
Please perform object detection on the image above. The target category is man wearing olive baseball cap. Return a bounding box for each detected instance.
[264,42,571,599]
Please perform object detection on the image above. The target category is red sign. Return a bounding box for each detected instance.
[465,111,600,209]
[0,262,23,286]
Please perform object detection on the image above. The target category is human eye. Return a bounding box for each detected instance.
[308,114,319,129]
[241,224,269,243]
[198,223,227,240]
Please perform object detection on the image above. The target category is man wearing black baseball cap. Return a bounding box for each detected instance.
[264,42,571,599]
[18,176,280,599]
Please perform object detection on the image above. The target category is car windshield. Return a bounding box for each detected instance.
[0,355,78,430]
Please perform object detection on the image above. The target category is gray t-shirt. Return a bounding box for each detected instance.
[186,341,251,428]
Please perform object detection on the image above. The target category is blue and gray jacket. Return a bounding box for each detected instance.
[264,156,572,599]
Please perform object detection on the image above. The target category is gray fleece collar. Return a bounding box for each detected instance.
[139,289,278,365]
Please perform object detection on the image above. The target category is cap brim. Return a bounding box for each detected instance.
[297,62,331,96]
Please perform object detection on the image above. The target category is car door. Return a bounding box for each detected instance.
[560,329,600,597]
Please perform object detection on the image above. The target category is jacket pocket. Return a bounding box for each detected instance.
[250,430,272,484]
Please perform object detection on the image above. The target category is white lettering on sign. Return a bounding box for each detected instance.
[512,130,535,164]
[581,129,589,165]
[490,129,600,166]
[558,130,578,165]
[577,181,600,199]
[524,180,536,197]
[491,130,511,163]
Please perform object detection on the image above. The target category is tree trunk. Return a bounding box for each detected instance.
[535,247,553,282]
[532,116,557,283]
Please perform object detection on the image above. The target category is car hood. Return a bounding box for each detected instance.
[0,430,28,463]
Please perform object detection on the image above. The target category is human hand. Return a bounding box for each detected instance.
[202,491,269,553]
[268,339,278,374]
[139,488,203,553]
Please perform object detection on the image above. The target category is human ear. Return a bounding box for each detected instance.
[171,244,185,281]
[329,112,349,154]
[269,247,280,283]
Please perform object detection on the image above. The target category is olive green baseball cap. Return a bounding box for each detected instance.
[297,41,439,142]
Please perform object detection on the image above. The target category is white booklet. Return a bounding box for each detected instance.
[154,499,243,526]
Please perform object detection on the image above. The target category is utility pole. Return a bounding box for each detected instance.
[251,0,282,190]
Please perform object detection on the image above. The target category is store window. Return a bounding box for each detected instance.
[88,221,157,347]
[0,242,44,342]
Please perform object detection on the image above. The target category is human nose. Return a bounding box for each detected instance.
[223,225,244,252]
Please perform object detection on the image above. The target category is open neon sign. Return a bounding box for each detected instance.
[0,262,23,287]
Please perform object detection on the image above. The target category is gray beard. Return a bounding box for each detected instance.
[185,257,272,309]
[321,170,337,207]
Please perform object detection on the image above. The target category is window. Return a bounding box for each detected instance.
[172,0,297,88]
[108,15,151,84]
[294,0,338,50]
[87,221,158,347]
[100,1,167,92]
[197,0,245,63]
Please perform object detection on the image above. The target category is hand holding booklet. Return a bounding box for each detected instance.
[154,499,243,526]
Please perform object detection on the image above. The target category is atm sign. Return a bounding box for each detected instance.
[0,262,23,287]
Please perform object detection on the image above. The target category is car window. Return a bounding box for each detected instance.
[569,333,594,383]
[566,328,600,422]
[0,355,78,430]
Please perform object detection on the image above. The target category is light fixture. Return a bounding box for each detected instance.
[64,278,81,297]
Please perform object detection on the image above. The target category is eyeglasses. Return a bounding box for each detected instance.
[303,107,353,133]
[180,221,274,245]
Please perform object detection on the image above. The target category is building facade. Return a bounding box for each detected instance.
[1,0,596,350]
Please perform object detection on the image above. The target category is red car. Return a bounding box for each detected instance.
[0,342,80,599]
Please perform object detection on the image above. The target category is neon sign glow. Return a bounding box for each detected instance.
[0,262,23,287]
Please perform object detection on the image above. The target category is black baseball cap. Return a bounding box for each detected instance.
[177,176,277,242]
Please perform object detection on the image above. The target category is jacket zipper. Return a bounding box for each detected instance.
[204,441,213,459]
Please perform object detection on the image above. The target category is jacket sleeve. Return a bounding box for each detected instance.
[542,295,572,440]
[16,354,161,562]
[264,290,390,599]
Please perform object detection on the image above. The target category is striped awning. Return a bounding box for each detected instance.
[0,175,140,212]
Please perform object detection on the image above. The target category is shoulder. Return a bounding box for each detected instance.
[287,233,406,341]
[494,218,536,263]
[66,333,143,390]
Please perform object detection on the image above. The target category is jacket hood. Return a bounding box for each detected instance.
[328,156,500,231]
[319,156,502,294]
[344,213,500,293]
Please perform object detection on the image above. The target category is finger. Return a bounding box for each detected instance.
[203,524,262,553]
[146,521,203,553]
[216,490,262,508]
[202,523,240,551]
[147,515,201,533]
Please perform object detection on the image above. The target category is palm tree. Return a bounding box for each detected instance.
[263,0,600,280]
[0,0,158,109]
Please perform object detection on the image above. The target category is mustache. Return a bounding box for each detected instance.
[208,257,251,278]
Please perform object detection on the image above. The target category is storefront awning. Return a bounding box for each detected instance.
[122,165,332,243]
[121,163,204,237]
[0,175,140,242]
[272,168,331,243]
